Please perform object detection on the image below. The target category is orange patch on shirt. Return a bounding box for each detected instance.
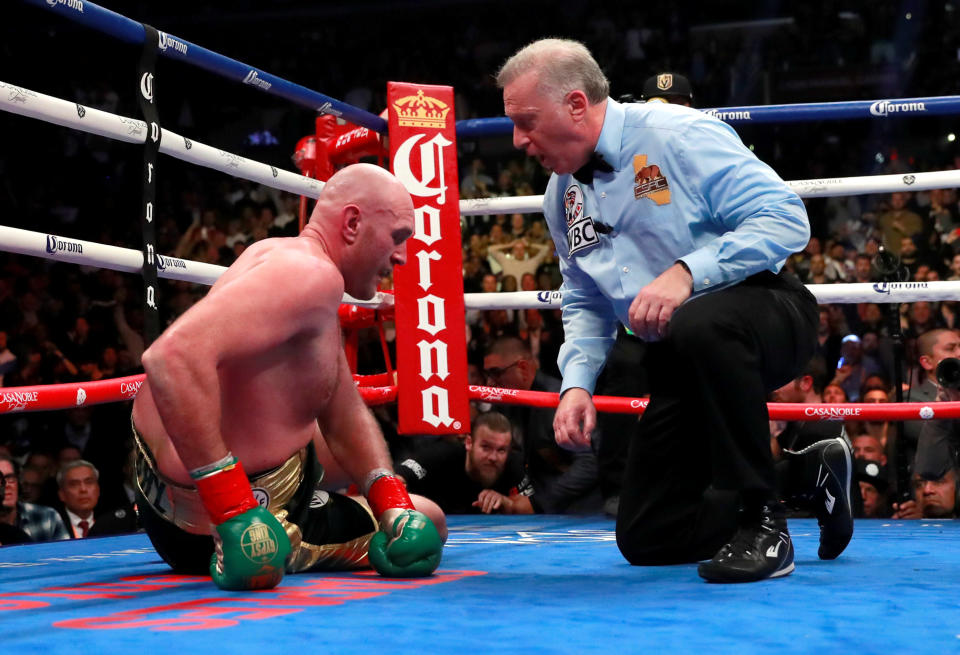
[633,155,671,205]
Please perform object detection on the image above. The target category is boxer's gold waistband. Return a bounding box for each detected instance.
[132,415,305,533]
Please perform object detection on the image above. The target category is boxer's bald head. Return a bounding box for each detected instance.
[314,163,413,230]
[309,164,414,299]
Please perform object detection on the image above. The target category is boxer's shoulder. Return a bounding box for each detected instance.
[226,238,343,300]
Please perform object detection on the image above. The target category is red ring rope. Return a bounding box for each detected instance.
[3,375,958,421]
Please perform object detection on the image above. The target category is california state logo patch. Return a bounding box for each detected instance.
[633,155,671,205]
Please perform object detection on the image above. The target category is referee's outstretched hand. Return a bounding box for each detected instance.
[554,387,595,452]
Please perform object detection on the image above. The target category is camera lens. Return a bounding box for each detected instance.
[936,357,960,390]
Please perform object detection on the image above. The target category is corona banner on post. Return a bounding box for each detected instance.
[388,82,470,435]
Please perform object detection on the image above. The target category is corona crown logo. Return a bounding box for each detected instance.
[394,90,450,128]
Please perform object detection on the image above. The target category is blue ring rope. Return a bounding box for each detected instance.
[26,1,960,140]
[25,0,388,134]
[454,96,960,138]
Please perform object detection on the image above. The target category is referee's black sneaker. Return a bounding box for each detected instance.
[784,437,854,560]
[697,504,794,583]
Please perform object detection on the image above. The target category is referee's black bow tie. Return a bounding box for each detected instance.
[572,152,613,184]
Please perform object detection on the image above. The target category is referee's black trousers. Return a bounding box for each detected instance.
[616,271,818,565]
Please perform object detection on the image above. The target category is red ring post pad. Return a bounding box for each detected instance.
[367,475,415,518]
[193,460,258,525]
[389,82,471,437]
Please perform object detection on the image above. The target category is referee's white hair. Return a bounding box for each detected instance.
[497,38,609,104]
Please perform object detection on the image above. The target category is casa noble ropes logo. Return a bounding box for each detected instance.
[119,379,143,399]
[389,83,469,435]
[1,390,39,412]
[803,406,862,420]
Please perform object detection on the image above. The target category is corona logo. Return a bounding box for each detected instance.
[156,255,187,271]
[704,109,752,121]
[390,82,468,436]
[869,100,927,117]
[395,133,453,204]
[536,290,562,304]
[157,31,188,55]
[140,73,154,102]
[242,70,272,91]
[45,235,83,255]
[393,90,450,128]
[46,0,83,12]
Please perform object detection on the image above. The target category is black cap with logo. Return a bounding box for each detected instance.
[640,72,694,103]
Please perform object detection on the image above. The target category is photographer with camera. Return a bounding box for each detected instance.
[900,329,960,460]
[893,356,960,519]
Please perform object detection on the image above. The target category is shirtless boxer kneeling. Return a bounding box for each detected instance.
[132,163,445,591]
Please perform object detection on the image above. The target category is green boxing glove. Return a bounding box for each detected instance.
[192,455,291,591]
[368,508,443,578]
[209,505,291,591]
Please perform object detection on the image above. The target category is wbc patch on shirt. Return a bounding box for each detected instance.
[633,154,671,205]
[563,183,600,255]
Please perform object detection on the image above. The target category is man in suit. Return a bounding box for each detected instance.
[57,460,137,538]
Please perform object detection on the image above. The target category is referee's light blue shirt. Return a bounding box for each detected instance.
[542,98,810,395]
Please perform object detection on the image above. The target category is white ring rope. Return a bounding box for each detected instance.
[2,222,957,309]
[0,225,391,308]
[465,282,960,309]
[5,81,960,310]
[0,81,326,200]
[4,81,960,220]
[458,170,960,215]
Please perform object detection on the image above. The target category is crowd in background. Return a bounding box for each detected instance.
[3,0,960,543]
